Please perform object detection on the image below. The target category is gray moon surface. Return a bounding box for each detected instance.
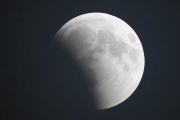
[54,13,145,109]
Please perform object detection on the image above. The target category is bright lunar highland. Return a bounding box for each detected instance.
[54,13,145,109]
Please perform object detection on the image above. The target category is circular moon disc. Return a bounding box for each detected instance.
[54,13,145,109]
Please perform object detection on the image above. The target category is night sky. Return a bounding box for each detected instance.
[1,0,180,120]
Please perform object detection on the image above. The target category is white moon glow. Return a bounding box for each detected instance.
[54,13,145,109]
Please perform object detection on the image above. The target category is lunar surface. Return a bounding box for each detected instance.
[54,13,145,109]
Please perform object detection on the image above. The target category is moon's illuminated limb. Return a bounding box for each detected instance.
[54,13,145,109]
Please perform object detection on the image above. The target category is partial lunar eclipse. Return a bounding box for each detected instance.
[54,13,145,109]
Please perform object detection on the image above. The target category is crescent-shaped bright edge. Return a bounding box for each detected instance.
[54,13,145,109]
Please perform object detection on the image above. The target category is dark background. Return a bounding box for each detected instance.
[1,0,180,120]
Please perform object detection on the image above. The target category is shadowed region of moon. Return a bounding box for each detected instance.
[54,13,145,109]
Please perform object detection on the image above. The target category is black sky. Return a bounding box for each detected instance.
[1,0,180,120]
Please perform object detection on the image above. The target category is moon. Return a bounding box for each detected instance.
[54,13,145,109]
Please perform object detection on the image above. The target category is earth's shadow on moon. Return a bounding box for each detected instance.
[46,38,97,111]
[34,37,99,119]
